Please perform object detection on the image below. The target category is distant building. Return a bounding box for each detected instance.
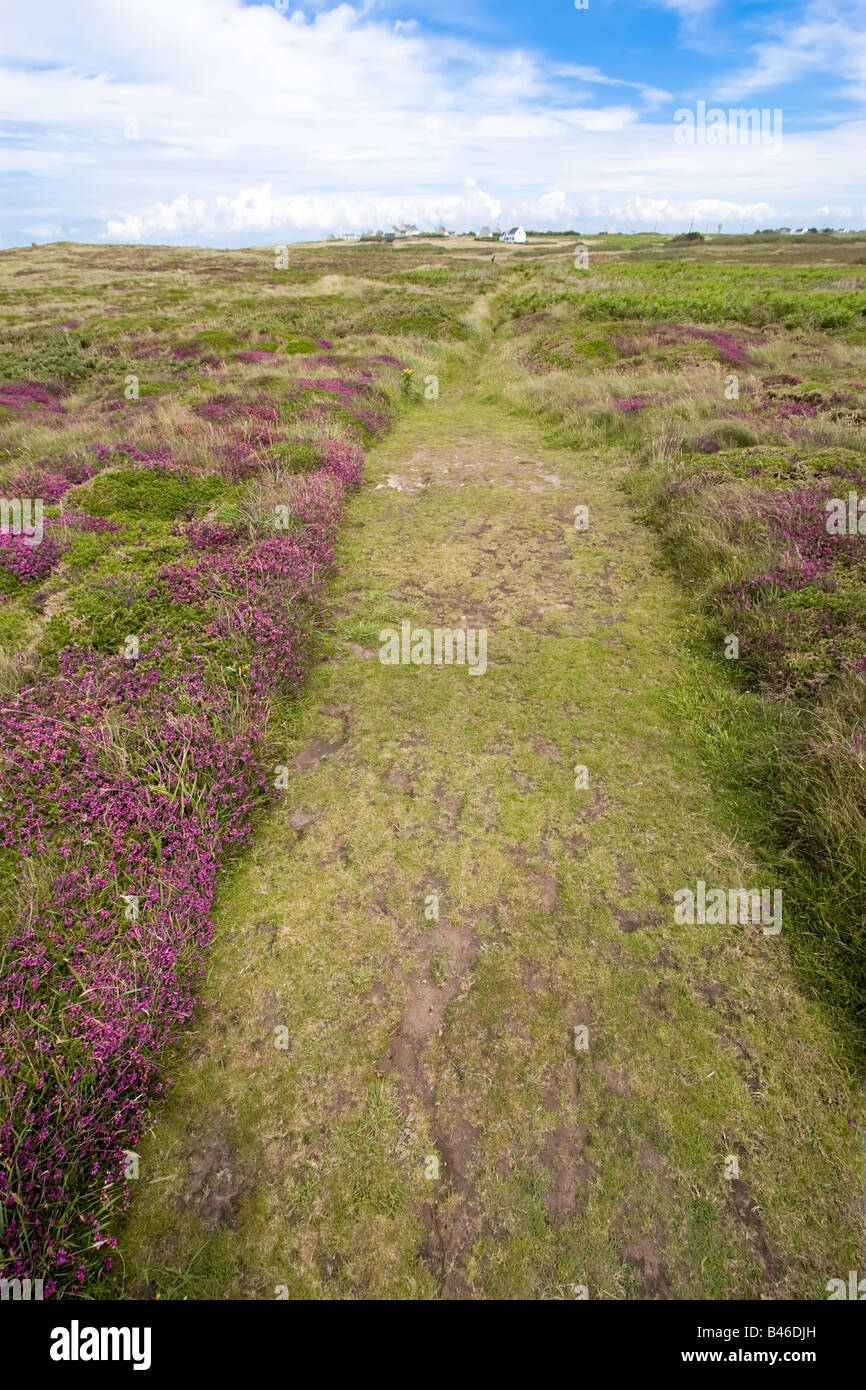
[478,225,492,239]
[392,224,420,238]
[500,226,526,244]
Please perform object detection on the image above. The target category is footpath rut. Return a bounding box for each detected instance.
[117,355,860,1300]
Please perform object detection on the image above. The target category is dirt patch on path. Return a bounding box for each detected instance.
[381,921,479,1103]
[379,912,486,1296]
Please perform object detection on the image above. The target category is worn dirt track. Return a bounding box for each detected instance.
[116,357,860,1301]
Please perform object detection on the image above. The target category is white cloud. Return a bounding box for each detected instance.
[553,63,672,108]
[103,181,506,239]
[0,0,864,242]
[648,0,721,38]
[19,224,64,240]
[474,114,567,140]
[102,178,785,239]
[612,195,775,225]
[718,0,866,101]
[656,0,718,13]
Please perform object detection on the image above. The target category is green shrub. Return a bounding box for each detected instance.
[82,468,228,521]
[0,328,104,385]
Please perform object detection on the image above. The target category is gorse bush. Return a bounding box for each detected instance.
[0,329,109,387]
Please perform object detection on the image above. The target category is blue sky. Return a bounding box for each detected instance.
[1,0,864,246]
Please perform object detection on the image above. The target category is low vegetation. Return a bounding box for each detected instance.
[492,239,866,1037]
[0,241,479,1294]
[0,234,862,1299]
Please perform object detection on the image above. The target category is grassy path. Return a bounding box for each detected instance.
[114,340,861,1300]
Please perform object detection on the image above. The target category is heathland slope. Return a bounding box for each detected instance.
[0,237,862,1298]
[113,310,860,1300]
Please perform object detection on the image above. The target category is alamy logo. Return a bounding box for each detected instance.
[0,497,43,547]
[826,1271,866,1299]
[826,492,866,535]
[673,880,782,935]
[673,102,782,147]
[50,1320,152,1371]
[0,1277,43,1300]
[379,621,487,675]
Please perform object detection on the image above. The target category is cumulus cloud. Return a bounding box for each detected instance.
[102,179,783,239]
[104,181,506,239]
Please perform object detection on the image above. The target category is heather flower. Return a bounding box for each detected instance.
[0,381,67,414]
[653,324,757,368]
[319,439,364,488]
[180,519,245,550]
[61,513,123,534]
[11,458,96,503]
[0,310,395,1297]
[298,377,366,397]
[349,407,389,437]
[118,444,182,471]
[195,393,278,424]
[0,520,65,583]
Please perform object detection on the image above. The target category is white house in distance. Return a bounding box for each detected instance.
[500,226,526,244]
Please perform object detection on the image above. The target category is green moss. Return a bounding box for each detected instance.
[0,597,34,645]
[263,440,321,471]
[198,328,241,354]
[0,569,29,599]
[62,529,120,570]
[82,467,228,522]
[0,327,106,385]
